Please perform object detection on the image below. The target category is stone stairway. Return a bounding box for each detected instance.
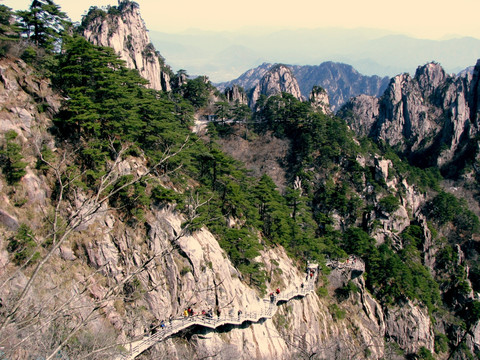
[117,264,319,360]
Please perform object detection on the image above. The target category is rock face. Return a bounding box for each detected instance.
[224,85,248,105]
[309,85,332,114]
[82,1,171,92]
[218,62,389,111]
[340,60,480,170]
[384,301,434,354]
[249,64,303,107]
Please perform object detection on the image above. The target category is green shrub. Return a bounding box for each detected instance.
[335,280,358,301]
[0,130,27,184]
[180,266,191,276]
[20,46,37,64]
[427,192,479,233]
[151,185,180,205]
[417,346,434,360]
[434,333,449,354]
[316,286,328,297]
[378,194,400,214]
[328,303,346,321]
[7,224,38,265]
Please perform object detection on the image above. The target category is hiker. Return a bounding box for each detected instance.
[183,309,188,318]
[276,288,280,295]
[169,315,173,325]
[300,282,304,289]
[202,309,206,316]
[309,271,313,279]
[270,292,275,303]
[150,322,157,334]
[238,309,242,318]
[160,320,166,329]
[187,307,193,316]
[207,309,213,318]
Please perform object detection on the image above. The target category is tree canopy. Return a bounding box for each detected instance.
[17,0,70,53]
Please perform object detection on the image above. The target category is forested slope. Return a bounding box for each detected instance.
[0,1,478,360]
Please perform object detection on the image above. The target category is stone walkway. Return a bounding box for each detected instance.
[116,264,319,360]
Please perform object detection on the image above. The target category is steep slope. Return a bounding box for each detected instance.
[4,1,480,358]
[218,62,389,111]
[339,60,480,172]
[0,57,419,360]
[82,1,171,91]
[210,81,480,358]
[0,41,457,360]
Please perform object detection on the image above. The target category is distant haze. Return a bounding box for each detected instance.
[5,0,480,81]
[4,0,480,40]
[150,28,480,82]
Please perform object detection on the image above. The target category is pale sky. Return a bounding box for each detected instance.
[3,0,480,39]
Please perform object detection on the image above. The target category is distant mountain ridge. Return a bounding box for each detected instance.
[150,28,480,82]
[217,62,390,111]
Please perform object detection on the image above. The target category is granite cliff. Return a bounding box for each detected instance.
[82,1,171,92]
[1,1,479,359]
[0,33,447,360]
[0,57,436,360]
[339,60,480,172]
[249,64,303,108]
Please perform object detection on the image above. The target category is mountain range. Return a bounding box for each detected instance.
[218,62,390,111]
[150,28,480,82]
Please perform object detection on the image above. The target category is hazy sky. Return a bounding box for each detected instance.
[4,0,480,39]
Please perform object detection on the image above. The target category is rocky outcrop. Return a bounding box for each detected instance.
[309,86,332,114]
[341,94,379,136]
[218,62,389,111]
[82,1,170,92]
[224,85,247,105]
[384,301,434,354]
[249,64,303,107]
[340,60,480,170]
[465,321,480,356]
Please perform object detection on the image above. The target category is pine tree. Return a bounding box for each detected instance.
[0,5,20,55]
[17,0,70,53]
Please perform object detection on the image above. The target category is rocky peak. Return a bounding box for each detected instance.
[469,59,480,124]
[218,62,390,112]
[309,85,332,114]
[249,64,303,107]
[383,73,412,104]
[340,59,480,170]
[82,1,170,92]
[414,62,447,94]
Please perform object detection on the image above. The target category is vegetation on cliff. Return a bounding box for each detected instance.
[0,1,479,359]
